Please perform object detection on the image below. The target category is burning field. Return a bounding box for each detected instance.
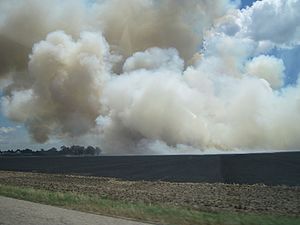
[1,1,300,224]
[0,153,299,224]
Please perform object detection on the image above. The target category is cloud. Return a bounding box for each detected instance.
[245,55,285,89]
[0,0,231,78]
[0,126,16,134]
[216,0,300,47]
[0,0,89,78]
[123,47,184,73]
[1,0,300,153]
[2,30,111,142]
[241,0,300,46]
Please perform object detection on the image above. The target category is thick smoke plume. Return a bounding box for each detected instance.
[1,0,300,153]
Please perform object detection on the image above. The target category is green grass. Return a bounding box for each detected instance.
[0,184,299,225]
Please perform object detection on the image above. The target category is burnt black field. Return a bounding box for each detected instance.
[0,152,299,186]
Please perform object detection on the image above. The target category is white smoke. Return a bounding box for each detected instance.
[2,31,111,142]
[1,0,300,153]
[215,0,300,47]
[245,55,285,89]
[123,48,184,73]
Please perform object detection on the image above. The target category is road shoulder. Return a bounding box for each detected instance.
[0,196,153,225]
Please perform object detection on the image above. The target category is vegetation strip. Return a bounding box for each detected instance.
[0,171,299,216]
[0,184,299,225]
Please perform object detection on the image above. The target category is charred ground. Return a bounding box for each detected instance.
[0,152,299,186]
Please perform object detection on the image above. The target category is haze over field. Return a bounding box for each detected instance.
[0,0,300,154]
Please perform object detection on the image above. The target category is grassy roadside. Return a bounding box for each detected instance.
[0,184,299,225]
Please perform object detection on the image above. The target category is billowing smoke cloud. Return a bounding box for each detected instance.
[0,0,230,77]
[94,0,231,61]
[245,55,285,89]
[0,0,89,78]
[1,0,300,153]
[3,31,110,142]
[215,0,300,47]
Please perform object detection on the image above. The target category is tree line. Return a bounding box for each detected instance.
[0,145,102,157]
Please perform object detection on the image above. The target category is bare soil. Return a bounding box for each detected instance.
[0,171,299,216]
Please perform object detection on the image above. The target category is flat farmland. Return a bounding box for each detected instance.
[0,152,299,186]
[0,152,299,223]
[0,171,299,216]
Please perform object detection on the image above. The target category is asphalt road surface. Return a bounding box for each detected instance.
[0,196,152,225]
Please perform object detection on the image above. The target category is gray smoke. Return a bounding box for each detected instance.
[1,0,300,153]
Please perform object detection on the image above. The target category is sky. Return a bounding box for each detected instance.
[0,0,300,153]
[240,0,256,7]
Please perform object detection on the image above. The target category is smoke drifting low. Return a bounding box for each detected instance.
[1,0,300,153]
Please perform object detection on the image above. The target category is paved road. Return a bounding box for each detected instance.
[0,196,153,225]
